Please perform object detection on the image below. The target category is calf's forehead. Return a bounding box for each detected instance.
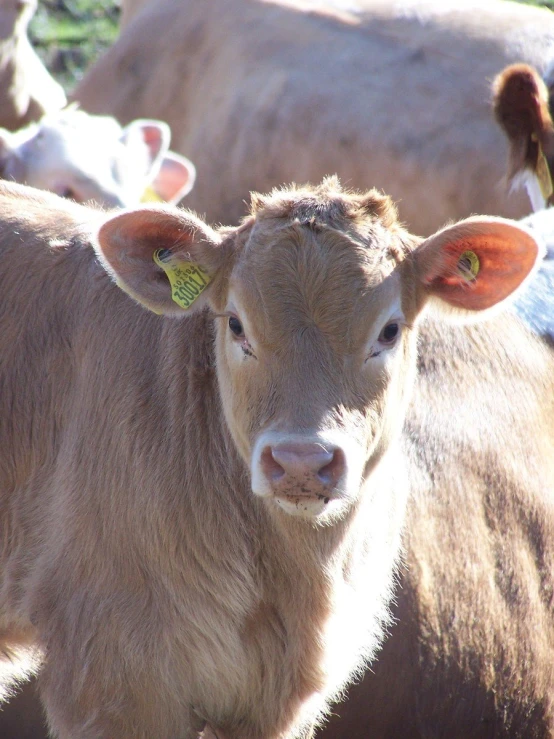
[228,220,408,351]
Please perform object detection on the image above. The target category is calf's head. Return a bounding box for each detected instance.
[0,108,195,207]
[96,179,540,522]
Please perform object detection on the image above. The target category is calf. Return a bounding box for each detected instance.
[0,178,550,738]
[0,107,195,207]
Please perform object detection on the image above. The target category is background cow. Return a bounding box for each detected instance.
[0,107,195,207]
[71,0,554,234]
[0,178,550,737]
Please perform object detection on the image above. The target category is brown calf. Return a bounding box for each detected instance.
[0,179,549,738]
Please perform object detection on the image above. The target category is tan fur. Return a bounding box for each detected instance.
[0,0,66,131]
[71,0,554,235]
[321,321,554,738]
[119,0,152,29]
[0,180,550,739]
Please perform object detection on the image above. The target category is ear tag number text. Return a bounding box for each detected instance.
[153,249,211,310]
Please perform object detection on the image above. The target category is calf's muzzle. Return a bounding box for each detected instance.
[256,439,346,499]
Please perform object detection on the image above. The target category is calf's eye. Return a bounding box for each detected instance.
[58,186,77,201]
[229,316,244,338]
[378,322,400,345]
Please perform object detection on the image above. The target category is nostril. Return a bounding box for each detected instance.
[261,446,286,482]
[317,448,346,486]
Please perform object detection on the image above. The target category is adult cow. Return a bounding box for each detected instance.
[0,0,66,131]
[0,178,551,738]
[72,0,554,234]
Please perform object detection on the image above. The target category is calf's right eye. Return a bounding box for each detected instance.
[229,316,244,337]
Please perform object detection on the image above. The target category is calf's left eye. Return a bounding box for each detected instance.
[229,316,245,338]
[378,322,400,345]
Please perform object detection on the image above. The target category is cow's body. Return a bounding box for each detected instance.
[72,0,554,234]
[0,180,549,738]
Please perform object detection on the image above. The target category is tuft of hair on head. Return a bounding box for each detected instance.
[248,177,398,231]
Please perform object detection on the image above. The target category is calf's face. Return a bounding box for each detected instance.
[96,180,540,522]
[0,109,195,207]
[215,216,415,520]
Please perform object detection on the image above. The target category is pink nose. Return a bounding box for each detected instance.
[260,442,345,492]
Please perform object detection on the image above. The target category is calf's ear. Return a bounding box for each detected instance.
[143,152,197,204]
[121,119,171,178]
[96,206,228,316]
[415,216,543,318]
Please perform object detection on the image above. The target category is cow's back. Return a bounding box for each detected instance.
[72,0,554,233]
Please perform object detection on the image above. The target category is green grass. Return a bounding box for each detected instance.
[29,0,119,93]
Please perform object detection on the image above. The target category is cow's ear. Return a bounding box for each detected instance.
[414,216,543,318]
[96,207,228,316]
[120,119,171,180]
[144,152,197,204]
[493,64,554,194]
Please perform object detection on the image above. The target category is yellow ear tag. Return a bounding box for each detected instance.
[141,185,164,203]
[536,143,553,201]
[153,249,211,310]
[458,250,480,281]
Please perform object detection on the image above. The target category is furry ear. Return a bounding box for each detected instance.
[120,120,171,177]
[96,206,227,316]
[492,63,554,206]
[415,216,543,317]
[144,152,197,204]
